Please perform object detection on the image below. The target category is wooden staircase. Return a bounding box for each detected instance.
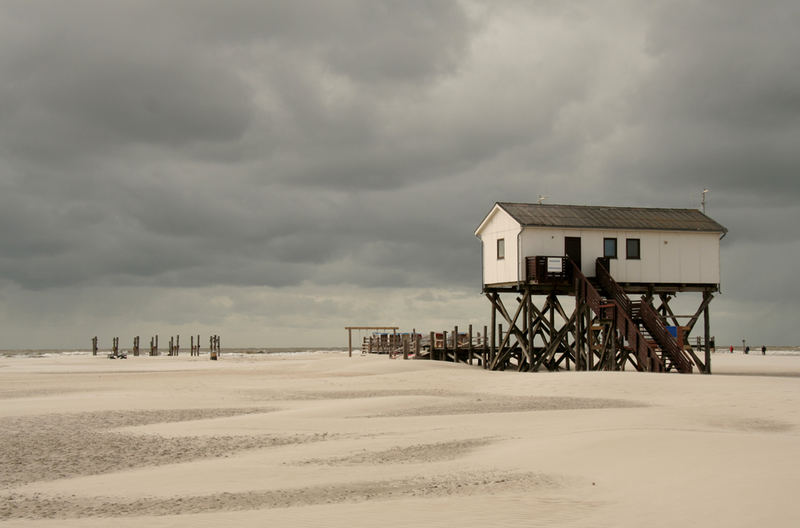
[572,263,665,372]
[595,260,693,373]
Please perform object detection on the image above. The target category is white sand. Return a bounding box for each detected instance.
[1,352,799,527]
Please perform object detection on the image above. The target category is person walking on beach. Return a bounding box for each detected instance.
[762,345,766,355]
[745,345,750,355]
[730,345,734,354]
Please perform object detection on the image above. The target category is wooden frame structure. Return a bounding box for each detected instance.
[345,326,399,357]
[484,258,716,374]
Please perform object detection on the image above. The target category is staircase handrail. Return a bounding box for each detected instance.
[637,298,693,373]
[595,259,632,316]
[571,263,664,372]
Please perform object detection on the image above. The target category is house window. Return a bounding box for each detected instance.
[497,238,505,260]
[626,238,640,259]
[603,238,617,259]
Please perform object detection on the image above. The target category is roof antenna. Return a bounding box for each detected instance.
[701,188,709,214]
[537,194,548,205]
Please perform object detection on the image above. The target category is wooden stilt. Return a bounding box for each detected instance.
[490,296,497,367]
[468,324,473,365]
[703,290,711,374]
[453,325,458,363]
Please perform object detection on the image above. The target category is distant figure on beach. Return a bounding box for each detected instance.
[745,346,750,355]
[729,345,734,354]
[762,345,766,356]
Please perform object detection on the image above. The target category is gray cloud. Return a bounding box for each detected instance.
[0,0,798,347]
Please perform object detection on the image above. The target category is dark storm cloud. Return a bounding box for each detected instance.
[1,0,799,346]
[602,1,800,202]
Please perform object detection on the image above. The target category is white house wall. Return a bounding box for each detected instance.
[516,227,720,285]
[478,206,521,285]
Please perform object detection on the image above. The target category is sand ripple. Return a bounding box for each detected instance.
[292,438,495,466]
[0,471,559,519]
[365,395,642,417]
[0,408,329,488]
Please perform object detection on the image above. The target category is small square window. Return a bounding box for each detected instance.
[497,238,505,260]
[603,238,617,259]
[626,238,640,259]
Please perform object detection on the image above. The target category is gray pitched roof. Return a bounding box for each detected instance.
[496,203,727,233]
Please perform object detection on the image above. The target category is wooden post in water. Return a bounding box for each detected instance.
[92,336,98,356]
[442,330,448,362]
[414,333,420,358]
[402,335,409,360]
[133,336,139,356]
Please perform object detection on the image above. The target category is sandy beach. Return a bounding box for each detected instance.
[2,351,799,527]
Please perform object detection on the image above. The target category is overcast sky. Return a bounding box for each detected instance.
[1,0,798,349]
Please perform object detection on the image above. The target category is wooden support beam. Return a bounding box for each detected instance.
[486,290,533,368]
[468,324,473,365]
[490,294,497,366]
[482,325,488,368]
[703,291,712,374]
[453,325,459,364]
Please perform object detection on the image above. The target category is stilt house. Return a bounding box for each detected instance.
[475,203,727,291]
[474,203,727,374]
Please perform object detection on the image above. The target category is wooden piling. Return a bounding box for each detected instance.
[703,291,711,374]
[483,325,488,368]
[468,324,473,365]
[490,299,497,366]
[497,323,503,368]
[453,326,458,363]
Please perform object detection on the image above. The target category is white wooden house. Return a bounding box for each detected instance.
[475,203,727,291]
